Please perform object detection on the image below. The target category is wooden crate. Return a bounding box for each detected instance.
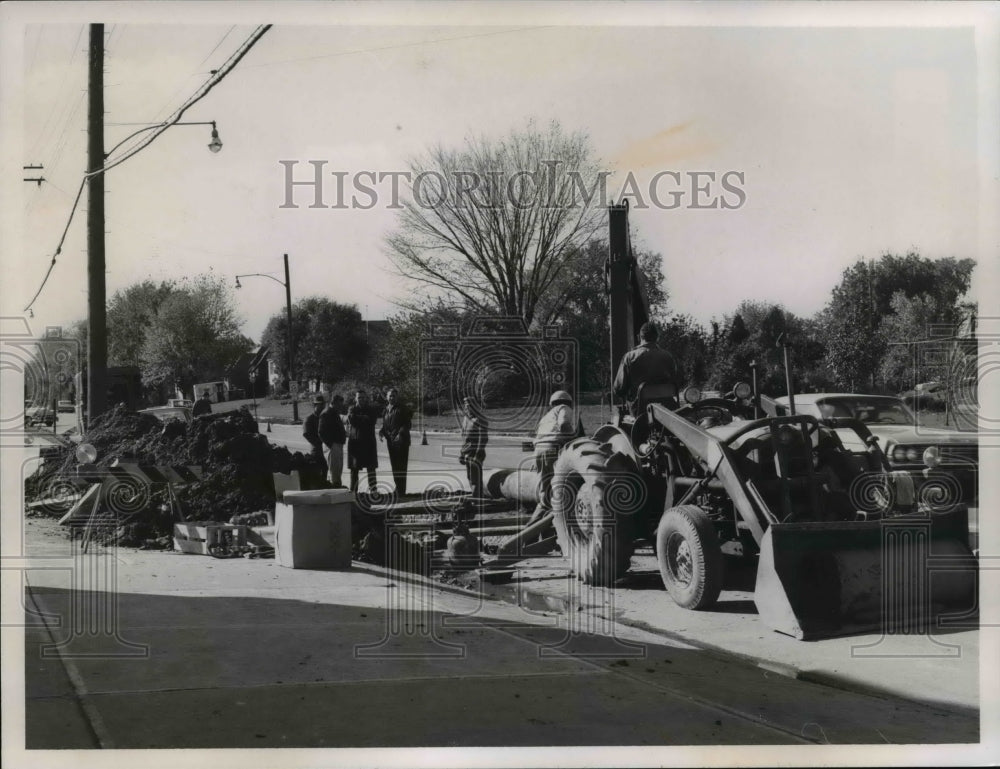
[173,522,247,555]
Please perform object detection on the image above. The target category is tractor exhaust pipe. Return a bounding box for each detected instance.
[778,333,796,415]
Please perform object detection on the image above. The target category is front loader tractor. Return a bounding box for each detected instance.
[545,200,977,639]
[551,383,976,638]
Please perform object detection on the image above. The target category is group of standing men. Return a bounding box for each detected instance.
[300,320,679,504]
[303,388,412,495]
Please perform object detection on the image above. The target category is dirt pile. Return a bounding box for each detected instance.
[26,404,324,545]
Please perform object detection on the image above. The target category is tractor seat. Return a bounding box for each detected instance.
[635,382,678,412]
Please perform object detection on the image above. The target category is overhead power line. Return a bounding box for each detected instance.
[102,24,271,171]
[24,24,273,313]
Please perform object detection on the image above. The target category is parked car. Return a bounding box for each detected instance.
[138,406,193,425]
[773,393,978,507]
[899,381,947,411]
[24,405,54,427]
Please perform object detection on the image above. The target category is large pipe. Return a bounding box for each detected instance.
[484,468,540,503]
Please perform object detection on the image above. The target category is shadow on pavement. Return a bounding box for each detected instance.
[23,586,978,749]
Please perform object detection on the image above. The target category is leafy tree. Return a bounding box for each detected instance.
[727,314,749,346]
[706,301,822,395]
[878,291,968,392]
[68,318,88,373]
[67,281,175,374]
[657,314,709,387]
[298,299,367,384]
[536,238,669,391]
[107,281,176,368]
[140,275,251,392]
[261,297,368,389]
[367,302,473,413]
[386,121,605,327]
[821,253,975,390]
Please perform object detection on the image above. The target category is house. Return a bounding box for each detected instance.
[226,347,270,399]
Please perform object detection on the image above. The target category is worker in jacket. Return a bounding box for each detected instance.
[303,395,327,474]
[460,396,489,499]
[347,391,380,493]
[613,322,681,416]
[192,392,213,418]
[530,390,576,524]
[379,387,412,496]
[319,394,347,488]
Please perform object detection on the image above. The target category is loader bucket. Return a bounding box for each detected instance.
[754,508,977,639]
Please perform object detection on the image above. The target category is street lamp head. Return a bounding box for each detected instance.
[208,123,223,153]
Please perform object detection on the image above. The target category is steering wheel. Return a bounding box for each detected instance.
[676,399,742,427]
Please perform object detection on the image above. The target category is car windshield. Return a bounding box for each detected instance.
[815,397,914,425]
[141,408,189,423]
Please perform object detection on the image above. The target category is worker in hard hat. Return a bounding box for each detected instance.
[530,390,576,524]
[459,396,489,499]
[613,322,681,416]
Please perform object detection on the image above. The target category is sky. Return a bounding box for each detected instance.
[4,3,998,348]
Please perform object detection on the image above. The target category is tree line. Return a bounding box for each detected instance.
[62,123,976,410]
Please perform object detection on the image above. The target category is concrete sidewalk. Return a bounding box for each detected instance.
[444,552,983,713]
[17,521,982,754]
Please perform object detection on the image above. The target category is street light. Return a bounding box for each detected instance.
[86,95,224,426]
[105,121,222,159]
[236,253,299,423]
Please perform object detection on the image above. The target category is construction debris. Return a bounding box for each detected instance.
[24,404,324,547]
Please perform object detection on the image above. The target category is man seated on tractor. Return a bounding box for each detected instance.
[613,322,681,417]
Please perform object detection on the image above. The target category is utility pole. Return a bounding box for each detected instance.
[284,253,298,423]
[87,23,106,427]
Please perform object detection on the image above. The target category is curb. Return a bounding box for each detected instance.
[350,557,979,718]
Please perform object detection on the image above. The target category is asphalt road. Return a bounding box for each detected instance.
[20,519,980,751]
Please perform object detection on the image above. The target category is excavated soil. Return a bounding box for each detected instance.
[25,404,324,547]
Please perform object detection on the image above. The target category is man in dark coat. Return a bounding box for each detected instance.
[319,394,347,488]
[613,322,681,416]
[347,390,380,493]
[460,396,489,498]
[379,387,412,496]
[192,392,213,417]
[303,395,327,473]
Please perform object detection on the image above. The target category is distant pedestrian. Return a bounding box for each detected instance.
[379,387,412,496]
[319,394,347,488]
[192,392,213,417]
[347,390,380,493]
[303,395,327,474]
[460,397,489,499]
[530,390,576,524]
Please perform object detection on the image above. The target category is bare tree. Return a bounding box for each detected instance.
[386,122,605,328]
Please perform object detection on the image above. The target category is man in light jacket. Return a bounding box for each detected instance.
[531,390,576,523]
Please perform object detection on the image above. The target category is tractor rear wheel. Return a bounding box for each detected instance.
[552,438,639,586]
[656,505,724,609]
